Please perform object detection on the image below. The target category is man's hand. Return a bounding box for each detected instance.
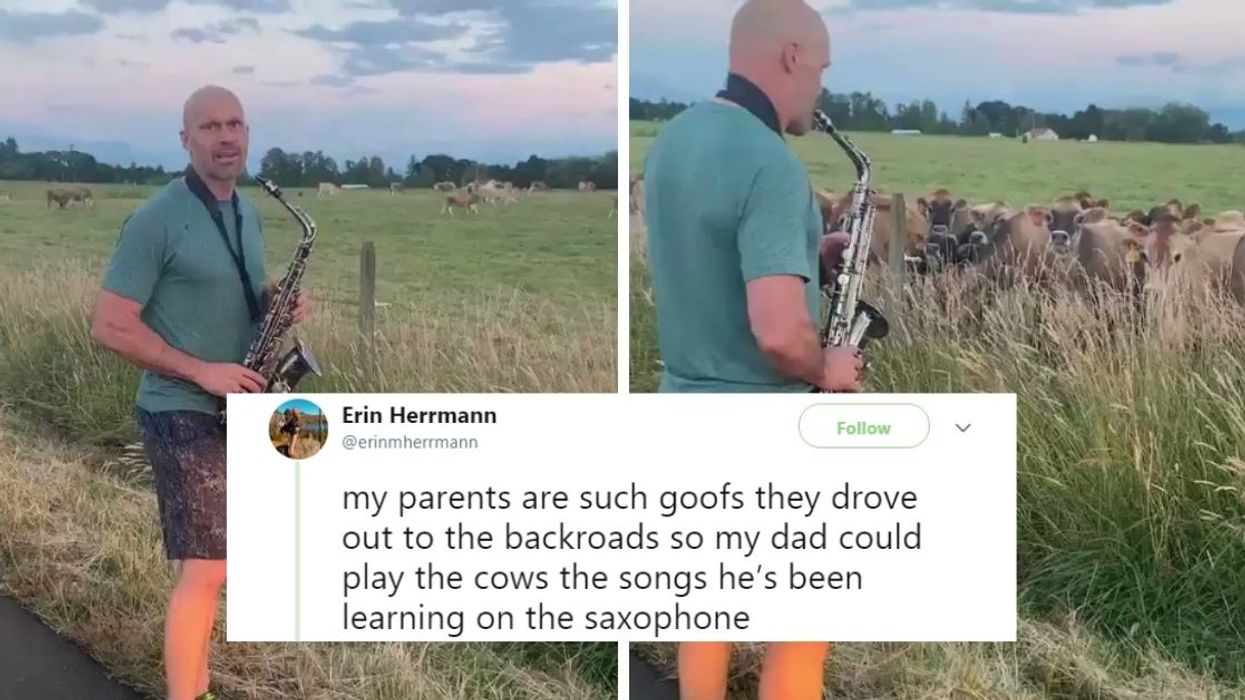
[816,345,864,392]
[267,279,313,325]
[190,362,267,397]
[290,290,312,324]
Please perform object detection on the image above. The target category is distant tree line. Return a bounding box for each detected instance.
[0,136,618,190]
[630,94,1245,145]
[257,149,618,190]
[0,137,172,185]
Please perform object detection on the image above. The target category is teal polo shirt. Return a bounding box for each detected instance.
[643,100,823,392]
[102,176,266,414]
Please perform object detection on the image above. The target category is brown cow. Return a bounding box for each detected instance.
[1070,218,1149,298]
[441,192,480,215]
[973,206,1076,289]
[47,188,74,209]
[72,186,94,207]
[1072,190,1109,210]
[826,191,928,266]
[0,189,10,204]
[630,173,646,219]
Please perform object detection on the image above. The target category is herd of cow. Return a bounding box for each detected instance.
[811,188,1245,305]
[313,178,611,217]
[627,173,1245,306]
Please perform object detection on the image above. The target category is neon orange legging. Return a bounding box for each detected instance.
[677,641,830,700]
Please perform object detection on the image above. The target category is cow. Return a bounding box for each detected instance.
[1069,218,1150,300]
[578,180,597,192]
[433,181,457,192]
[0,189,10,204]
[390,182,403,195]
[1072,190,1110,210]
[441,192,480,215]
[528,181,550,192]
[1142,225,1245,305]
[971,205,1076,290]
[1044,196,1082,254]
[916,189,968,264]
[630,174,646,221]
[47,188,75,209]
[318,182,340,197]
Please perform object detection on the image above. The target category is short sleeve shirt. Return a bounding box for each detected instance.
[102,177,266,414]
[643,101,823,392]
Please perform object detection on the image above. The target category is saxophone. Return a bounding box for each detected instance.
[812,110,889,383]
[218,175,322,424]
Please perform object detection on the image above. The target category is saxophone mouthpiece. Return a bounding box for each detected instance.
[255,175,282,198]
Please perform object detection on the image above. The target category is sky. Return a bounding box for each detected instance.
[0,0,617,170]
[630,0,1245,129]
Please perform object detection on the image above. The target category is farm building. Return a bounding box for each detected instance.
[1087,134,1099,142]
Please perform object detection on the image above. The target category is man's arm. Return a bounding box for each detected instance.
[745,275,829,386]
[90,291,264,396]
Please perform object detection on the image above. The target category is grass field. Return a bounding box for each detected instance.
[0,178,618,700]
[629,119,1245,698]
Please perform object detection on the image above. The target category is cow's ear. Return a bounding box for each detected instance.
[1127,222,1150,239]
[916,197,929,213]
[954,198,967,209]
[1184,202,1201,219]
[1026,206,1047,226]
[1096,198,1109,209]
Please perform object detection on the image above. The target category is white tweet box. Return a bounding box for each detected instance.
[226,393,1016,643]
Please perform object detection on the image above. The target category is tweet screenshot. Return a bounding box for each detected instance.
[225,393,1016,643]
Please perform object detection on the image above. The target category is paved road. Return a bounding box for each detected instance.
[629,649,679,700]
[0,594,147,700]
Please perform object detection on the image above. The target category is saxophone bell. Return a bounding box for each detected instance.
[266,337,322,394]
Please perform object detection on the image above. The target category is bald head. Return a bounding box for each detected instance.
[180,85,249,197]
[183,84,242,130]
[725,0,830,136]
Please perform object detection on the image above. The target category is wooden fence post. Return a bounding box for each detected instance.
[359,241,376,381]
[887,193,907,327]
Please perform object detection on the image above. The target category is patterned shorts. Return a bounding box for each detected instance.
[135,407,227,560]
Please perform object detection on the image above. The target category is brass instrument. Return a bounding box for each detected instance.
[219,175,322,423]
[812,110,889,387]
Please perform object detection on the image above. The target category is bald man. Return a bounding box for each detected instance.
[642,0,844,698]
[643,0,861,396]
[90,85,309,700]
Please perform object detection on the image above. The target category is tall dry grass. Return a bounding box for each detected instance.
[630,219,1245,695]
[0,406,613,700]
[0,261,617,699]
[0,261,615,448]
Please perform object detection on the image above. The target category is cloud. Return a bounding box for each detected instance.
[0,10,104,42]
[234,65,256,74]
[172,17,262,43]
[292,0,615,76]
[1117,51,1181,67]
[841,0,1174,13]
[294,17,467,44]
[183,0,291,14]
[82,0,172,14]
[310,74,354,86]
[1116,51,1245,76]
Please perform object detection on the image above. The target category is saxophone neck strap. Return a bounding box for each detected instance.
[184,165,262,323]
[717,73,781,136]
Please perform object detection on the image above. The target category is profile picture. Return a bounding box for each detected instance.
[269,398,327,460]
